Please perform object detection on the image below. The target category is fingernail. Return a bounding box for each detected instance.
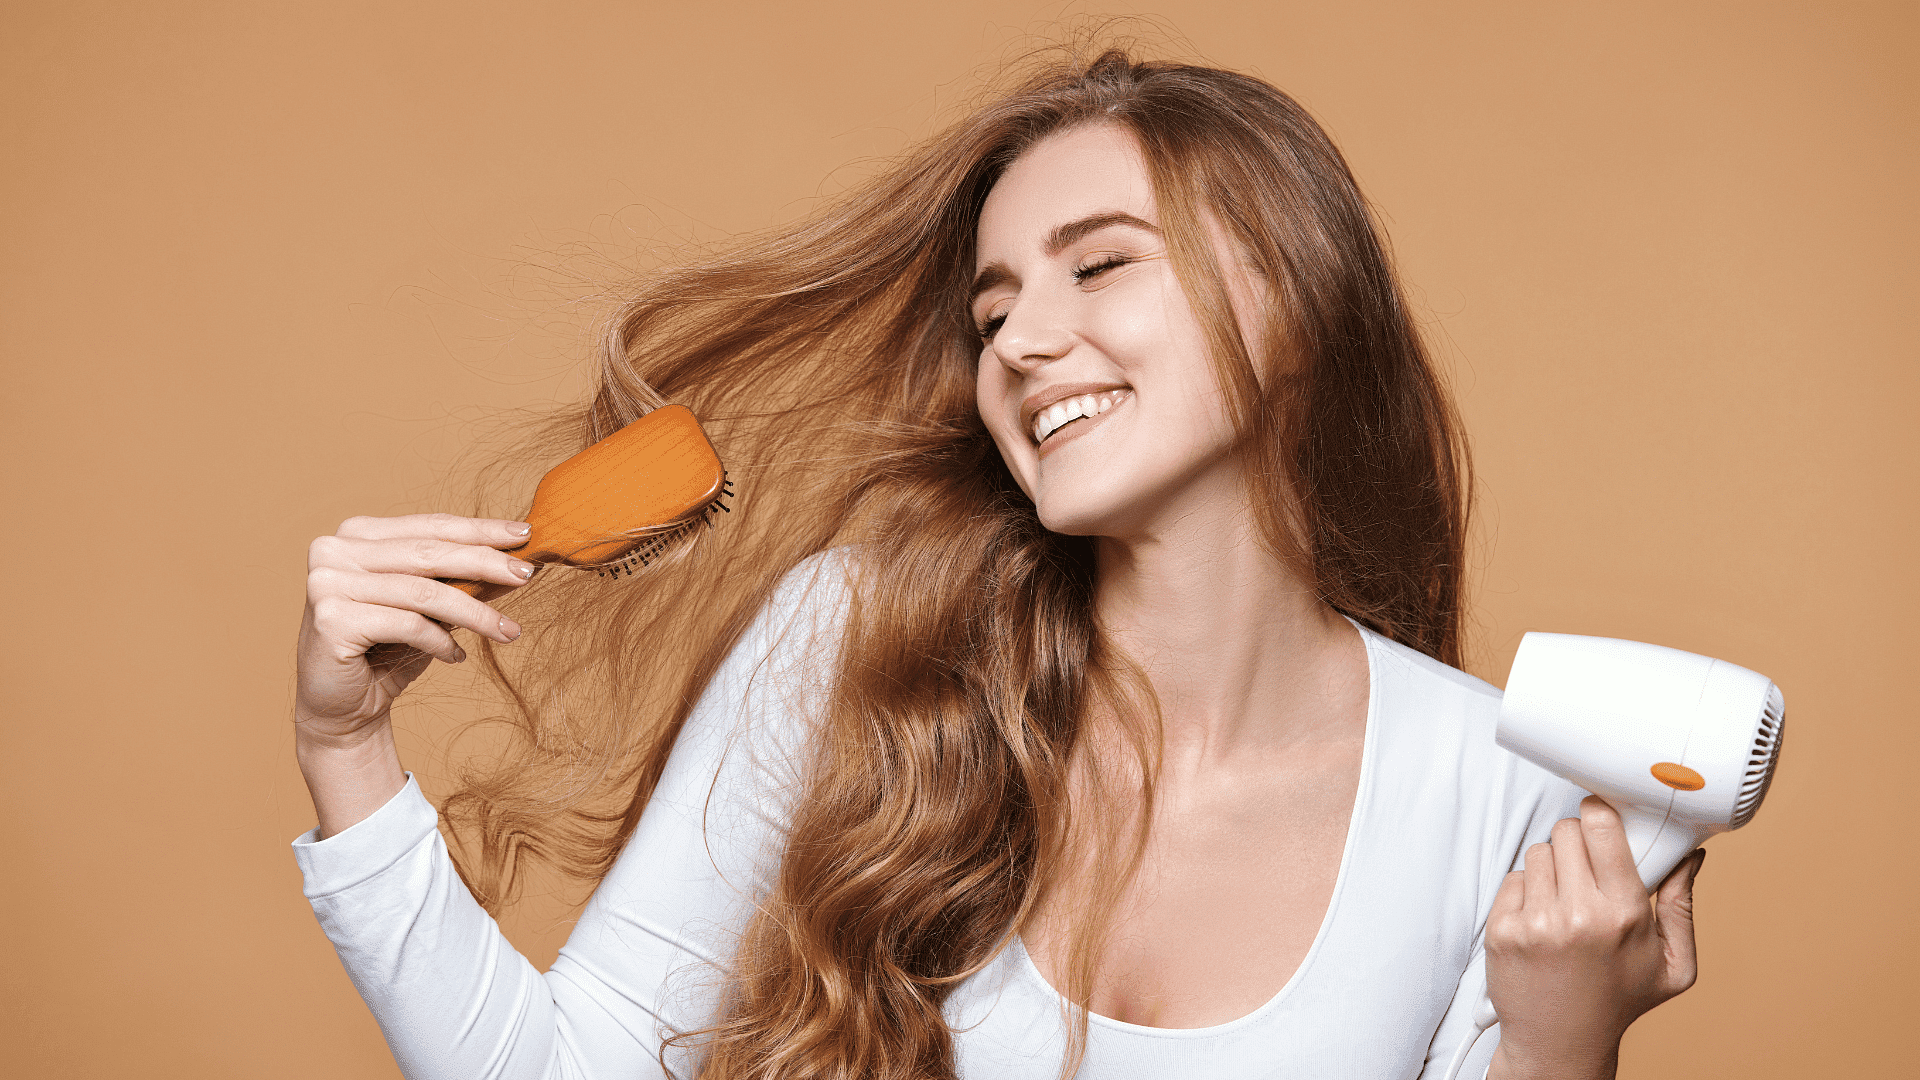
[452,646,467,663]
[508,521,531,536]
[510,561,536,580]
[499,617,521,642]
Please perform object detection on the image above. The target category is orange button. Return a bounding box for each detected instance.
[1651,762,1706,791]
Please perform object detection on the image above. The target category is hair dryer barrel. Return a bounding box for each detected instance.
[1498,633,1785,890]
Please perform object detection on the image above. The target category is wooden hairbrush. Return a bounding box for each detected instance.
[453,403,732,599]
[367,404,730,668]
[418,403,730,612]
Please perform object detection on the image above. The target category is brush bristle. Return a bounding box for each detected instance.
[591,472,734,580]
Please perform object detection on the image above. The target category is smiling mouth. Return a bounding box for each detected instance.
[1033,388,1132,445]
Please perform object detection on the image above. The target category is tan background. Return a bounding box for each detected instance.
[3,1,1913,1075]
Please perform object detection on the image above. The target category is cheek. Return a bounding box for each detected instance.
[1113,288,1240,456]
[1091,271,1203,380]
[973,348,995,409]
[973,354,1004,442]
[974,358,1036,496]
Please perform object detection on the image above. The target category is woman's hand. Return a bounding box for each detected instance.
[1483,796,1706,1080]
[293,513,536,836]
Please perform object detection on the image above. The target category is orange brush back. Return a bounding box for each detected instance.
[515,404,729,569]
[448,404,731,598]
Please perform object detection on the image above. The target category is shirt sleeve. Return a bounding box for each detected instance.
[291,552,851,1080]
[1419,742,1589,1080]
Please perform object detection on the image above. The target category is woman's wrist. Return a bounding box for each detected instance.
[294,720,407,839]
[1487,1032,1620,1080]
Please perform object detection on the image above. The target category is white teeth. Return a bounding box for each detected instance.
[1031,389,1131,444]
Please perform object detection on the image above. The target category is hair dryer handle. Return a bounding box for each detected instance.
[1621,803,1705,892]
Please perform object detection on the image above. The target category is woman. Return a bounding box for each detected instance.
[293,48,1704,1079]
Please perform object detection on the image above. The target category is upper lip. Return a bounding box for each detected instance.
[1020,382,1131,435]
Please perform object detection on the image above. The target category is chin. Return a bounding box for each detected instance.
[1028,478,1153,539]
[1025,442,1244,542]
[1033,502,1102,537]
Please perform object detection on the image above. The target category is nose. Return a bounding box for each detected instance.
[988,289,1077,374]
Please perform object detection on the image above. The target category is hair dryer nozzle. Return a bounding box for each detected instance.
[1499,633,1785,890]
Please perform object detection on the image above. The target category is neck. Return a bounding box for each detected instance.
[1092,493,1361,762]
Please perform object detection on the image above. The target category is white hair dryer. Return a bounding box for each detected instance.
[1438,633,1786,1080]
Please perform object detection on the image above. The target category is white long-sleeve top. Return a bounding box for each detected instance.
[293,552,1586,1078]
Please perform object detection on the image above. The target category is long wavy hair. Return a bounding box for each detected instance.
[438,43,1470,1080]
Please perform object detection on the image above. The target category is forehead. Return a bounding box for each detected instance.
[976,122,1156,264]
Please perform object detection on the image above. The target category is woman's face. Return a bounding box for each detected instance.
[972,122,1262,541]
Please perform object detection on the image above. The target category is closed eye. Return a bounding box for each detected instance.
[975,255,1136,341]
[1073,255,1130,283]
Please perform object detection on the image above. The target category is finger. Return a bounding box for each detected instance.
[317,567,521,643]
[367,639,438,682]
[1653,848,1705,993]
[310,534,538,588]
[1485,869,1526,968]
[335,513,532,549]
[346,601,469,665]
[1522,840,1557,907]
[1550,813,1598,896]
[1578,795,1644,898]
[311,595,466,666]
[1489,869,1525,926]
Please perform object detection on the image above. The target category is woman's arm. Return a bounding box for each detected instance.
[293,699,801,1079]
[291,520,848,1078]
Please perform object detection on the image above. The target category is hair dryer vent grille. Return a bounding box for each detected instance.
[1730,685,1785,829]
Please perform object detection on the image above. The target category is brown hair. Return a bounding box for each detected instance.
[440,43,1469,1080]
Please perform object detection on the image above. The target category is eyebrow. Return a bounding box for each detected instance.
[968,211,1161,305]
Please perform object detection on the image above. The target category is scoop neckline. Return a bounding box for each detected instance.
[1008,616,1381,1039]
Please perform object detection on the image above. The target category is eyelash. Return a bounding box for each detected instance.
[1073,254,1130,283]
[974,255,1133,341]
